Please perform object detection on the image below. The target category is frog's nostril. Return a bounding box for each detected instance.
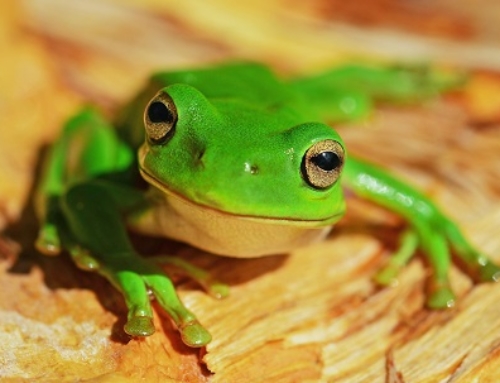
[195,149,205,167]
[244,162,259,175]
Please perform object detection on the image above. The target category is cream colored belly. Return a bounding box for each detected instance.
[130,191,334,258]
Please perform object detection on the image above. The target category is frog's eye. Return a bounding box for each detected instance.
[302,139,344,189]
[144,91,177,144]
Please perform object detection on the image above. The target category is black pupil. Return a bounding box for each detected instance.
[312,151,341,171]
[148,101,173,123]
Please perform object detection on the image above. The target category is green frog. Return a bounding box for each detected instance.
[35,62,500,347]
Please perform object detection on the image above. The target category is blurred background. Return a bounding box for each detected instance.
[3,0,500,219]
[1,1,500,382]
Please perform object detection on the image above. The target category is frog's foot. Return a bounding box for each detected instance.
[373,263,402,287]
[124,311,211,347]
[124,315,155,337]
[178,319,212,347]
[69,246,100,271]
[152,255,230,299]
[418,218,500,309]
[426,280,456,309]
[478,261,500,282]
[466,257,500,283]
[35,223,61,256]
[108,258,212,347]
[445,223,500,284]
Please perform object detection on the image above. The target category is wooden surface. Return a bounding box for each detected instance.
[1,1,500,382]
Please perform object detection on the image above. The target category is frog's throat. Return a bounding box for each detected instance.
[138,164,342,228]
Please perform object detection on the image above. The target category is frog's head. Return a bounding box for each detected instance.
[138,83,346,226]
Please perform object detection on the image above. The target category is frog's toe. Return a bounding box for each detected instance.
[476,260,500,283]
[208,281,230,299]
[179,321,212,348]
[124,316,156,337]
[70,246,101,271]
[426,283,456,309]
[35,225,61,256]
[373,264,401,287]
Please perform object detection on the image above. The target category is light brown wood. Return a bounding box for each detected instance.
[1,1,500,382]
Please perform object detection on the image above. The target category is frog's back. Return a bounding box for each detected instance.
[151,62,294,107]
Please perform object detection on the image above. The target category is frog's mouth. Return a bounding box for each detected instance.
[139,169,343,227]
[138,147,344,227]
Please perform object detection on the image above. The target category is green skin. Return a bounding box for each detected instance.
[35,62,500,348]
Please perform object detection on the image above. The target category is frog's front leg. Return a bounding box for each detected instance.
[343,157,500,308]
[60,180,211,346]
[35,108,212,347]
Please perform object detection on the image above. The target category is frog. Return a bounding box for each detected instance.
[34,62,500,348]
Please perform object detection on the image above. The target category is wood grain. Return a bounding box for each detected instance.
[1,1,500,381]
